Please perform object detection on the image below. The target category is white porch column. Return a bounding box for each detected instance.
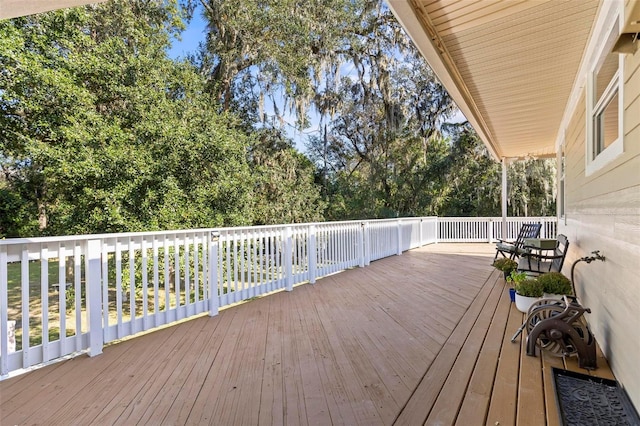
[501,157,508,239]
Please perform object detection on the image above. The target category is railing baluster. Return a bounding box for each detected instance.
[41,246,49,363]
[21,247,30,368]
[209,231,219,317]
[285,226,293,291]
[73,242,82,351]
[100,241,111,341]
[87,240,103,357]
[142,237,149,330]
[116,240,123,338]
[0,246,9,375]
[129,239,136,331]
[58,243,66,357]
[173,235,179,315]
[184,234,190,316]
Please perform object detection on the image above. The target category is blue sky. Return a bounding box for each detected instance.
[166,8,317,151]
[167,8,207,60]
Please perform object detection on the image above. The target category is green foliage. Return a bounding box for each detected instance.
[493,258,517,273]
[0,182,39,238]
[249,129,326,225]
[1,0,558,240]
[537,272,573,295]
[507,270,528,285]
[507,158,557,217]
[200,0,369,123]
[1,2,254,236]
[514,278,544,298]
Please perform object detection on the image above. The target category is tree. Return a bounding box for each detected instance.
[198,0,374,126]
[1,1,254,236]
[507,158,556,217]
[439,123,502,217]
[249,129,325,225]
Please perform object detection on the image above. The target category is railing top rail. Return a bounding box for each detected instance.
[0,216,553,246]
[0,217,441,246]
[438,217,553,221]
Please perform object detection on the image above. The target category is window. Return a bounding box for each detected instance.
[586,19,624,175]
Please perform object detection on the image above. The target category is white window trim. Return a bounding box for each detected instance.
[585,7,625,177]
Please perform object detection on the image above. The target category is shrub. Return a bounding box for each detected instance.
[493,258,517,272]
[507,270,527,284]
[514,279,543,297]
[537,272,572,295]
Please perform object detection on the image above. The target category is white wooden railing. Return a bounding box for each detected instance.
[437,216,557,242]
[0,216,554,376]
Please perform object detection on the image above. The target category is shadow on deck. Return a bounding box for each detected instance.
[0,244,614,425]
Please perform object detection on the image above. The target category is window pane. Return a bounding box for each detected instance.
[595,91,619,155]
[595,53,617,102]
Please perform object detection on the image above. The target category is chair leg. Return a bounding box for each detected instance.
[494,250,504,261]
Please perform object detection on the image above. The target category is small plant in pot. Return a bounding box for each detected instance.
[513,276,543,313]
[493,258,518,280]
[537,272,573,299]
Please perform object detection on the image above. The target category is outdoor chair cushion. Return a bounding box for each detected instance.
[496,242,529,256]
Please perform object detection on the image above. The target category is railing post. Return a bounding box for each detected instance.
[308,225,317,283]
[397,219,403,255]
[419,218,424,247]
[285,226,293,291]
[209,231,220,317]
[358,223,365,267]
[87,239,103,357]
[363,222,371,265]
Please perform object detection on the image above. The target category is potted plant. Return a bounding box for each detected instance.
[507,270,527,304]
[537,272,573,299]
[512,276,543,313]
[493,258,518,280]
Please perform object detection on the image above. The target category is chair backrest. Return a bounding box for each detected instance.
[551,234,569,272]
[514,223,542,248]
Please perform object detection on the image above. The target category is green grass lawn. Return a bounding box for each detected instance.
[5,260,79,348]
[5,258,207,350]
[5,252,268,352]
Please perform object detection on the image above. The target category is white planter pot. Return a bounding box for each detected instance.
[515,293,541,313]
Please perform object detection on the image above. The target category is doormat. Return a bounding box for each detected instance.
[552,368,640,425]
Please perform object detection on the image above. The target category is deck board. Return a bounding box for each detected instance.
[455,286,511,425]
[0,243,620,425]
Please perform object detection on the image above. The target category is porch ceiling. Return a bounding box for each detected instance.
[0,0,108,20]
[387,0,601,160]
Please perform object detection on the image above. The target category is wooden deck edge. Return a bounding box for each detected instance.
[393,268,502,425]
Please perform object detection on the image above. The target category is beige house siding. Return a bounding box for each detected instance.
[559,46,640,409]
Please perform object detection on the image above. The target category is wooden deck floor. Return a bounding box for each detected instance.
[0,244,615,425]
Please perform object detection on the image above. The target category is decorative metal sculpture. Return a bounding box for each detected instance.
[512,250,605,370]
[525,295,597,369]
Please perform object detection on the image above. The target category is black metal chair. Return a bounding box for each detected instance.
[494,223,542,261]
[517,234,570,276]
